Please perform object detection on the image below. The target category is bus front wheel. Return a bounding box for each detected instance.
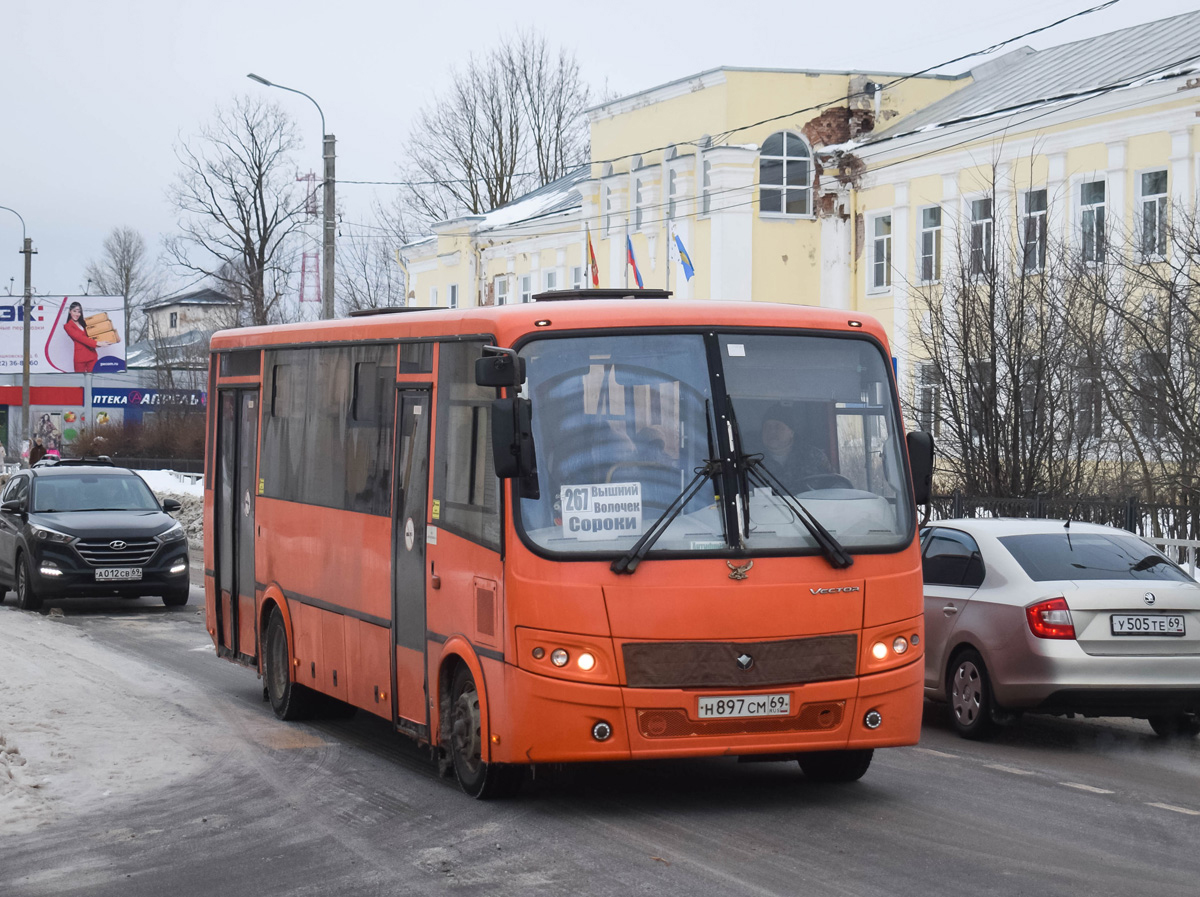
[798,749,874,782]
[264,607,317,721]
[448,665,521,799]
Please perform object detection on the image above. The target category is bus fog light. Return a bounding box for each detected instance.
[532,647,545,660]
[577,652,595,671]
[871,641,888,660]
[892,637,909,654]
[551,649,569,667]
[864,709,883,729]
[911,634,920,646]
[592,720,613,741]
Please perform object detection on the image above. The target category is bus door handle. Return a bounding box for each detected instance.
[942,604,958,617]
[431,563,441,590]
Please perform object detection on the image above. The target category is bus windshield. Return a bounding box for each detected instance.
[517,330,913,558]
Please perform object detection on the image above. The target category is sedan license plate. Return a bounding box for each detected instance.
[1111,614,1185,636]
[697,693,790,719]
[95,567,142,582]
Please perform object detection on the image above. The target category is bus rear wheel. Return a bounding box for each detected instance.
[798,749,874,782]
[448,665,521,799]
[264,607,317,721]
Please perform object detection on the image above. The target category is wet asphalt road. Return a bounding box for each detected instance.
[2,578,1198,897]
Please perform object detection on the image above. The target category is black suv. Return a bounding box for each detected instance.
[0,463,189,610]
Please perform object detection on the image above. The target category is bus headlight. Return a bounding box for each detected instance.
[550,649,569,667]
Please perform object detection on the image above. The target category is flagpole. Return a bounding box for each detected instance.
[665,222,672,294]
[624,220,629,289]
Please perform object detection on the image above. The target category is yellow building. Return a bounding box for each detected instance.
[404,11,1200,399]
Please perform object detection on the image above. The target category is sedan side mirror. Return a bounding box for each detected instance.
[162,497,182,513]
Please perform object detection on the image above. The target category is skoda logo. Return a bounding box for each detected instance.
[1144,591,1157,606]
[736,653,754,671]
[109,540,127,551]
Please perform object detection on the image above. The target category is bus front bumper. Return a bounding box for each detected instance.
[491,659,922,765]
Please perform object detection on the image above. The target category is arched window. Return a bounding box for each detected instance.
[759,131,811,216]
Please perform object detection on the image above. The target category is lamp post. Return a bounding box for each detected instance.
[0,205,34,466]
[247,73,335,320]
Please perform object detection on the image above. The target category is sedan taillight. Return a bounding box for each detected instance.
[1026,597,1076,639]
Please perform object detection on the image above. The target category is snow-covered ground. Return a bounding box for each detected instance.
[136,469,204,549]
[0,469,212,834]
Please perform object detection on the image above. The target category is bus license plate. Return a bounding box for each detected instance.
[1111,614,1185,636]
[697,693,790,719]
[96,567,142,582]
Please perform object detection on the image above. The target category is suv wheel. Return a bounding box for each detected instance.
[15,555,43,612]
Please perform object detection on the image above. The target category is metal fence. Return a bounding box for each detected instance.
[931,491,1200,569]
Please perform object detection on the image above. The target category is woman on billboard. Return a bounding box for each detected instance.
[63,301,99,373]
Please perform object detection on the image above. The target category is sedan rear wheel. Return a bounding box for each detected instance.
[948,649,996,740]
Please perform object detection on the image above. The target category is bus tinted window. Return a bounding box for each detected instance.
[433,341,501,550]
[261,345,396,516]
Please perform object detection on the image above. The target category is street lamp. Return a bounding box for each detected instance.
[247,73,336,320]
[0,204,34,466]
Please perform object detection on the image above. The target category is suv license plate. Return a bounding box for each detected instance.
[96,567,142,582]
[1111,614,1185,636]
[697,693,790,719]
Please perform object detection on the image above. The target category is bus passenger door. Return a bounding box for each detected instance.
[392,389,431,732]
[215,389,259,663]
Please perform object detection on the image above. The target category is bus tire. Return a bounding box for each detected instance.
[15,555,43,612]
[448,665,522,799]
[797,748,873,782]
[264,607,318,721]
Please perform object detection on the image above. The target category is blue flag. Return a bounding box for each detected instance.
[675,234,695,281]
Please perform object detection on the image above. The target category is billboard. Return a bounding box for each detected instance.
[0,295,127,374]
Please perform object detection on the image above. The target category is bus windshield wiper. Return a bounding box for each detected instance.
[740,454,854,570]
[611,459,722,575]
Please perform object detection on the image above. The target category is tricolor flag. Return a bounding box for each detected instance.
[675,234,695,281]
[626,235,644,289]
[586,225,600,287]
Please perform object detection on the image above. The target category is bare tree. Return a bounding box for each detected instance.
[905,170,1109,497]
[166,96,305,326]
[403,31,591,231]
[336,229,408,314]
[84,226,162,340]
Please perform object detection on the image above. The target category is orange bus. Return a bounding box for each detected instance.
[204,291,934,797]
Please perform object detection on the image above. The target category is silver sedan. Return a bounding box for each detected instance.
[921,518,1200,739]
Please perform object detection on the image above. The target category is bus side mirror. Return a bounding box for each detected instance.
[906,430,934,506]
[491,397,535,479]
[475,353,526,388]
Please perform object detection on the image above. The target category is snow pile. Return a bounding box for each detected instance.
[137,469,204,550]
[0,610,215,834]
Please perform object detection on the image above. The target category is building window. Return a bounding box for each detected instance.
[759,131,811,216]
[1136,351,1168,439]
[169,311,178,329]
[634,178,645,230]
[1139,170,1168,259]
[919,207,942,284]
[701,159,712,216]
[869,214,892,290]
[969,198,994,277]
[448,284,459,309]
[967,359,994,439]
[544,270,557,292]
[494,275,508,305]
[1076,364,1103,440]
[520,275,532,303]
[917,362,941,437]
[1080,180,1106,264]
[429,286,438,307]
[571,266,584,289]
[1022,189,1048,273]
[667,169,678,220]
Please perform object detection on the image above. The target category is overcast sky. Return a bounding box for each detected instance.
[2,0,1197,298]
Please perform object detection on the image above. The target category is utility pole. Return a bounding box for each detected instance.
[322,133,336,320]
[19,237,34,466]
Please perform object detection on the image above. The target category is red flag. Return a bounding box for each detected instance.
[586,225,600,287]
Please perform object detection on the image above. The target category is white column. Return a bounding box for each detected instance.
[891,183,911,385]
[705,146,755,302]
[1106,141,1127,241]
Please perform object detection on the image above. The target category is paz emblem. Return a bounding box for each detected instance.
[736,653,754,671]
[727,560,754,580]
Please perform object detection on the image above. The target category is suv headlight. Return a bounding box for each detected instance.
[30,525,75,545]
[157,522,186,543]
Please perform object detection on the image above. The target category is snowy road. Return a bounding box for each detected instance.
[3,584,1200,896]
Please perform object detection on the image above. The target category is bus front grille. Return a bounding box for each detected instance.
[622,634,858,689]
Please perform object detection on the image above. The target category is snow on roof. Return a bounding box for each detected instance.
[868,10,1200,144]
[144,288,236,311]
